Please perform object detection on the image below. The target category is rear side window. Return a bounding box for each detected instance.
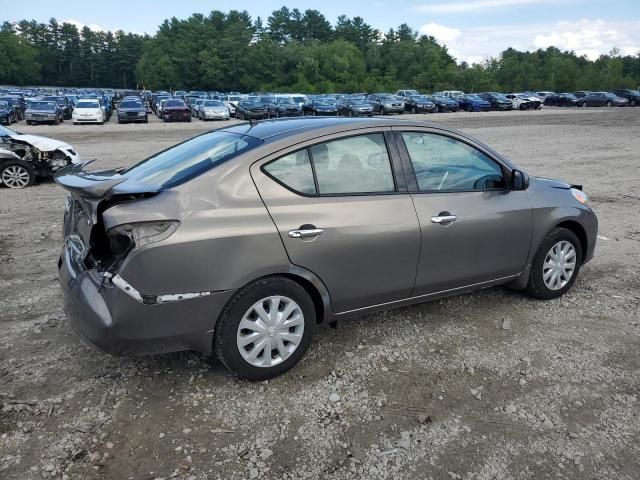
[263,134,395,196]
[401,132,505,191]
[264,150,316,195]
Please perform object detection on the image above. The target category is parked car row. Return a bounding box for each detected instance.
[543,90,639,107]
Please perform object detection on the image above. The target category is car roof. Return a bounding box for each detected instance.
[217,117,454,141]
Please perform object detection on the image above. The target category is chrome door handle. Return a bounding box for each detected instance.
[430,215,457,224]
[288,228,324,239]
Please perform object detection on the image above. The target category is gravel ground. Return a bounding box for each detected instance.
[1,108,639,480]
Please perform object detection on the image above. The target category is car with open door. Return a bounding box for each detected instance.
[55,118,597,380]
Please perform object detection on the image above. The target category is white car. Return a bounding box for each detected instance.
[438,90,465,99]
[0,124,81,188]
[505,94,534,110]
[73,99,106,124]
[514,92,543,109]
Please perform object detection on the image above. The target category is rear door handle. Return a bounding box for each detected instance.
[288,228,324,239]
[431,214,457,224]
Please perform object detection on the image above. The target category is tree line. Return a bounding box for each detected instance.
[1,7,639,93]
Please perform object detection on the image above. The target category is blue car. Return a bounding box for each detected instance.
[428,95,459,112]
[457,94,492,112]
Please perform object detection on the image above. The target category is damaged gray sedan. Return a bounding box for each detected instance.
[56,118,597,380]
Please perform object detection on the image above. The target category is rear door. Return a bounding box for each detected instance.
[251,129,421,313]
[394,128,532,295]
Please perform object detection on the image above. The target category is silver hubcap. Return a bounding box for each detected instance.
[237,296,304,368]
[2,165,30,188]
[543,240,577,291]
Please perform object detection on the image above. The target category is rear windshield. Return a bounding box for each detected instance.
[30,102,57,110]
[204,100,223,107]
[121,101,142,108]
[123,132,261,189]
[165,100,185,107]
[77,101,100,108]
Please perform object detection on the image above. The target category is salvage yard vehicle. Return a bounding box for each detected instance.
[273,96,304,117]
[456,94,491,112]
[0,101,17,125]
[198,100,230,121]
[609,89,640,106]
[367,94,405,115]
[337,97,374,117]
[0,96,26,121]
[403,95,436,114]
[161,99,191,122]
[25,100,64,125]
[428,94,459,112]
[42,95,73,119]
[117,99,148,124]
[0,124,80,188]
[236,99,269,120]
[72,99,106,124]
[505,93,533,110]
[577,92,628,107]
[55,117,597,380]
[302,98,338,116]
[544,93,579,107]
[478,92,513,110]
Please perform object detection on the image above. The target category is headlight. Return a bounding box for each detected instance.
[108,220,180,250]
[138,112,146,116]
[570,188,588,205]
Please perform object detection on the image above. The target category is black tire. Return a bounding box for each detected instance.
[526,227,583,300]
[26,120,32,126]
[466,105,473,112]
[411,107,416,114]
[630,99,637,107]
[348,110,353,117]
[606,101,613,107]
[579,102,587,107]
[54,118,60,125]
[1,161,35,189]
[214,277,316,380]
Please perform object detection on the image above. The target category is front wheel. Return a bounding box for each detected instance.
[606,101,613,107]
[214,277,316,380]
[526,227,582,300]
[1,162,35,189]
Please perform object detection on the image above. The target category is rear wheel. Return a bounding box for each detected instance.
[606,101,613,107]
[1,162,35,189]
[526,227,582,300]
[215,277,315,380]
[630,99,637,107]
[411,107,416,114]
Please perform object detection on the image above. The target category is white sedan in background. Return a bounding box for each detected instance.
[72,99,106,125]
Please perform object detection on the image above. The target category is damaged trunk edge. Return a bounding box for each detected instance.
[55,163,226,306]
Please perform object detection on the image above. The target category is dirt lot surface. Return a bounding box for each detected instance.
[1,108,639,480]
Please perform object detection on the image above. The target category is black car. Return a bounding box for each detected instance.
[577,92,628,107]
[273,97,303,118]
[236,100,269,120]
[0,101,17,125]
[544,93,579,107]
[609,89,640,107]
[337,97,374,117]
[478,92,513,111]
[404,95,436,113]
[428,95,460,113]
[0,97,26,121]
[43,96,73,119]
[303,98,338,116]
[367,94,404,115]
[25,100,64,125]
[117,100,148,124]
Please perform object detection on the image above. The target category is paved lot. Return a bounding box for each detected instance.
[1,108,639,479]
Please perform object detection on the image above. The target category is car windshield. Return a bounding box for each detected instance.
[165,100,185,107]
[30,102,57,111]
[277,97,294,104]
[204,101,223,107]
[379,95,396,101]
[292,96,305,103]
[465,95,481,100]
[44,97,65,105]
[432,95,448,101]
[410,96,430,102]
[77,101,100,108]
[121,101,142,108]
[0,101,8,109]
[315,99,336,105]
[123,132,262,189]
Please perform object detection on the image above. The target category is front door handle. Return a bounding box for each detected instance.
[431,214,457,224]
[288,228,324,239]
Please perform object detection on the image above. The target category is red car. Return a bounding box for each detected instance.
[162,99,191,122]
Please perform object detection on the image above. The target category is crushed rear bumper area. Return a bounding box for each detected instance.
[58,243,235,355]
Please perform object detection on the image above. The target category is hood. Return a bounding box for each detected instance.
[531,176,572,190]
[9,133,70,151]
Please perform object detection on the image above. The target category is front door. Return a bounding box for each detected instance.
[252,131,421,312]
[395,129,533,295]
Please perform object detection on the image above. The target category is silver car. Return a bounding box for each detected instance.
[56,118,597,380]
[198,100,230,121]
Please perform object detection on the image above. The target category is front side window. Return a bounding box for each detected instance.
[401,132,505,192]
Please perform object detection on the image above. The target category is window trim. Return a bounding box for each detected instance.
[260,131,401,198]
[393,129,513,194]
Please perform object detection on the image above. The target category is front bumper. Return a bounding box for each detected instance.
[203,111,230,119]
[73,116,102,123]
[58,243,235,355]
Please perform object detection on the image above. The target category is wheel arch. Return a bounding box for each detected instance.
[555,220,588,262]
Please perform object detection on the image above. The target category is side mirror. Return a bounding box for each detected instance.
[511,169,529,190]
